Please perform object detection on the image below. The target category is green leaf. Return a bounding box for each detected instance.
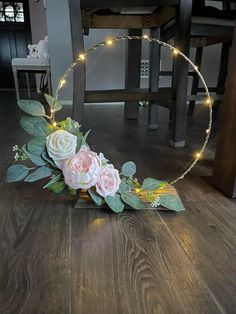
[20,116,53,137]
[28,137,46,156]
[47,181,66,194]
[68,187,77,195]
[121,192,144,210]
[88,188,104,206]
[159,194,185,212]
[118,179,131,193]
[18,99,46,116]
[24,166,52,182]
[122,161,136,177]
[44,94,62,112]
[142,178,167,190]
[43,173,62,189]
[6,164,29,183]
[41,152,57,167]
[76,133,84,151]
[22,147,46,166]
[83,130,90,144]
[105,194,124,213]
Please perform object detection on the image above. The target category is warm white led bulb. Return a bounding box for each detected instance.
[79,54,85,60]
[196,152,202,159]
[206,98,211,105]
[143,34,149,39]
[106,39,113,46]
[59,79,66,87]
[173,49,179,55]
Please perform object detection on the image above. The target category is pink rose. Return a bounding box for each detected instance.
[62,146,101,189]
[96,164,121,198]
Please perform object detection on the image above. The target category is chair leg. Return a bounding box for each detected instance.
[68,0,85,124]
[213,41,230,120]
[125,29,142,119]
[188,47,203,115]
[170,0,192,148]
[148,28,161,130]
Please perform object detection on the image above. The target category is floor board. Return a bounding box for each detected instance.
[0,92,235,313]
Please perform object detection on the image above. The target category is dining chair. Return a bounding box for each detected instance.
[153,0,236,131]
[68,0,192,148]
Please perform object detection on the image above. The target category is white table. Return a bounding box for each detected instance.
[12,58,52,100]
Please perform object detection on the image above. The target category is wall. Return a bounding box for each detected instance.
[28,0,47,43]
[28,0,48,91]
[45,0,73,102]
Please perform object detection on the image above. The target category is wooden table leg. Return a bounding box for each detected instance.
[125,29,142,120]
[212,21,236,198]
[170,0,192,147]
[148,27,161,129]
[12,67,20,101]
[25,72,31,98]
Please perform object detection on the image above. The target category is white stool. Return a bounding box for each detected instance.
[12,58,52,100]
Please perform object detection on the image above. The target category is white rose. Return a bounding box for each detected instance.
[46,130,77,169]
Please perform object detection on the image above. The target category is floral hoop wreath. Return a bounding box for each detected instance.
[6,36,212,213]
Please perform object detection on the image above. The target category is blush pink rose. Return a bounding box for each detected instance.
[62,146,101,190]
[96,164,121,198]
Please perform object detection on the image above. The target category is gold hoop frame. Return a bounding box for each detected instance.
[54,35,212,186]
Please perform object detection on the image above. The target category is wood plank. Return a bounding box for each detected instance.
[80,103,236,313]
[0,96,71,314]
[159,176,236,313]
[85,88,174,103]
[74,185,185,211]
[81,0,178,9]
[70,209,222,313]
[82,7,176,29]
[212,21,236,197]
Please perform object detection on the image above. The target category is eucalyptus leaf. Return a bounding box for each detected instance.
[83,130,90,144]
[142,178,167,190]
[118,179,131,193]
[105,194,124,213]
[47,181,66,194]
[6,164,29,183]
[44,94,62,111]
[41,152,57,167]
[76,133,84,151]
[122,161,136,177]
[23,147,46,166]
[159,194,185,212]
[24,166,52,182]
[18,99,45,116]
[28,137,46,156]
[88,188,104,206]
[121,192,144,210]
[43,173,62,189]
[20,116,53,137]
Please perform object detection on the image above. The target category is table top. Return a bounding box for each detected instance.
[12,58,50,67]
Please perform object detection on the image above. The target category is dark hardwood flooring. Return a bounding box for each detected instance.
[0,92,235,314]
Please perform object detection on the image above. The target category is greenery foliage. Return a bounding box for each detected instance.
[6,94,185,213]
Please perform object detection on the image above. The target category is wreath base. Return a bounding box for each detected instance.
[74,186,185,211]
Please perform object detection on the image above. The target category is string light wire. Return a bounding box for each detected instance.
[54,36,213,186]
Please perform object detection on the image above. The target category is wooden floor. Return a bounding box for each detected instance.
[0,92,235,314]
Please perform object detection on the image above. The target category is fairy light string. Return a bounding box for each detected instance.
[53,35,213,186]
